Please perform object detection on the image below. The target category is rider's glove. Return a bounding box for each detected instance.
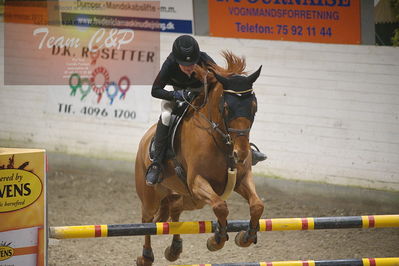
[173,90,189,102]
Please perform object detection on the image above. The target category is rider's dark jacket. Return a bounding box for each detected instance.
[151,52,215,101]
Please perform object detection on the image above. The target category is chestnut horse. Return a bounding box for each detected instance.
[135,52,264,265]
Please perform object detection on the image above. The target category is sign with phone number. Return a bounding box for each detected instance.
[47,84,152,122]
[209,0,360,44]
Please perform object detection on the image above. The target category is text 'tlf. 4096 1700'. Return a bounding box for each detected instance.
[58,103,137,120]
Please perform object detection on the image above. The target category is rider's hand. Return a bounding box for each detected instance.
[173,90,189,101]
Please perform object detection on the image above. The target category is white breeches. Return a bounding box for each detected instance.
[160,100,175,126]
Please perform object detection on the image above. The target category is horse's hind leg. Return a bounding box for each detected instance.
[234,172,264,247]
[191,174,229,252]
[164,194,184,262]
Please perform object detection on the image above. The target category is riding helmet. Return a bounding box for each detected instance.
[172,35,200,66]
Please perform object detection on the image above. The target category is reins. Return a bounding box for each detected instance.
[183,73,232,143]
[181,72,236,168]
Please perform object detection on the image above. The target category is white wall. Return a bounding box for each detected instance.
[1,28,399,191]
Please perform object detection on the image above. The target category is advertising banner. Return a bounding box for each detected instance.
[0,148,46,266]
[3,1,48,25]
[5,1,160,86]
[4,1,160,122]
[3,0,193,33]
[57,0,193,33]
[158,0,194,33]
[209,0,361,44]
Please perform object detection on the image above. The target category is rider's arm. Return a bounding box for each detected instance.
[151,56,176,101]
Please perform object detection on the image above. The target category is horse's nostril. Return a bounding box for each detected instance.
[233,150,247,164]
[233,151,239,164]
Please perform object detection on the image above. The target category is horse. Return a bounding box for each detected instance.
[134,51,264,266]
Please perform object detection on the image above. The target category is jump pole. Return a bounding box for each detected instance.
[50,214,399,239]
[169,257,399,266]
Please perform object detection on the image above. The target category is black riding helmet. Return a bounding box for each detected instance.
[172,35,200,66]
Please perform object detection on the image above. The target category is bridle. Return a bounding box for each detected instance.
[219,89,256,139]
[182,72,256,168]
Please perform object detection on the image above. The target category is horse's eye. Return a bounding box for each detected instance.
[224,102,229,116]
[252,100,257,114]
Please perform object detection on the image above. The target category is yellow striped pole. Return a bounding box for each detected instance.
[50,225,108,239]
[49,214,399,239]
[169,257,399,266]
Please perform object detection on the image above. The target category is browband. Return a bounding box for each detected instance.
[224,88,253,94]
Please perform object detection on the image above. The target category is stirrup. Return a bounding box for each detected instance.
[250,143,267,166]
[145,163,163,186]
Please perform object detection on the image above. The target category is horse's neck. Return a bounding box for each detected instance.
[202,83,224,125]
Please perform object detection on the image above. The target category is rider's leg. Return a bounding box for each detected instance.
[146,100,174,185]
[250,143,267,166]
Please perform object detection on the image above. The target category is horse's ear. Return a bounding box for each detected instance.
[247,65,262,84]
[214,72,229,88]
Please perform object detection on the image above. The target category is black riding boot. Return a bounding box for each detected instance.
[146,118,170,186]
[250,143,267,166]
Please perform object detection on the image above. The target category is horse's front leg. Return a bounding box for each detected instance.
[164,194,184,262]
[191,174,229,251]
[136,192,161,266]
[234,171,264,247]
[137,214,156,266]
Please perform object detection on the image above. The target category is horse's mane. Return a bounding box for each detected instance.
[211,51,247,76]
[195,51,247,84]
[190,51,248,111]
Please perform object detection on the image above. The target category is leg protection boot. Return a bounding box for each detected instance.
[146,118,170,185]
[250,143,267,166]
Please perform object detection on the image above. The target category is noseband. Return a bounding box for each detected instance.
[227,127,251,137]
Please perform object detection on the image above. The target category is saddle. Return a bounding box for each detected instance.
[149,100,191,180]
[149,103,188,158]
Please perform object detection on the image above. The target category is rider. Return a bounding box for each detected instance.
[145,35,267,186]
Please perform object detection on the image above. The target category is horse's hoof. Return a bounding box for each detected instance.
[206,236,226,251]
[136,256,153,266]
[234,231,253,247]
[164,246,181,262]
